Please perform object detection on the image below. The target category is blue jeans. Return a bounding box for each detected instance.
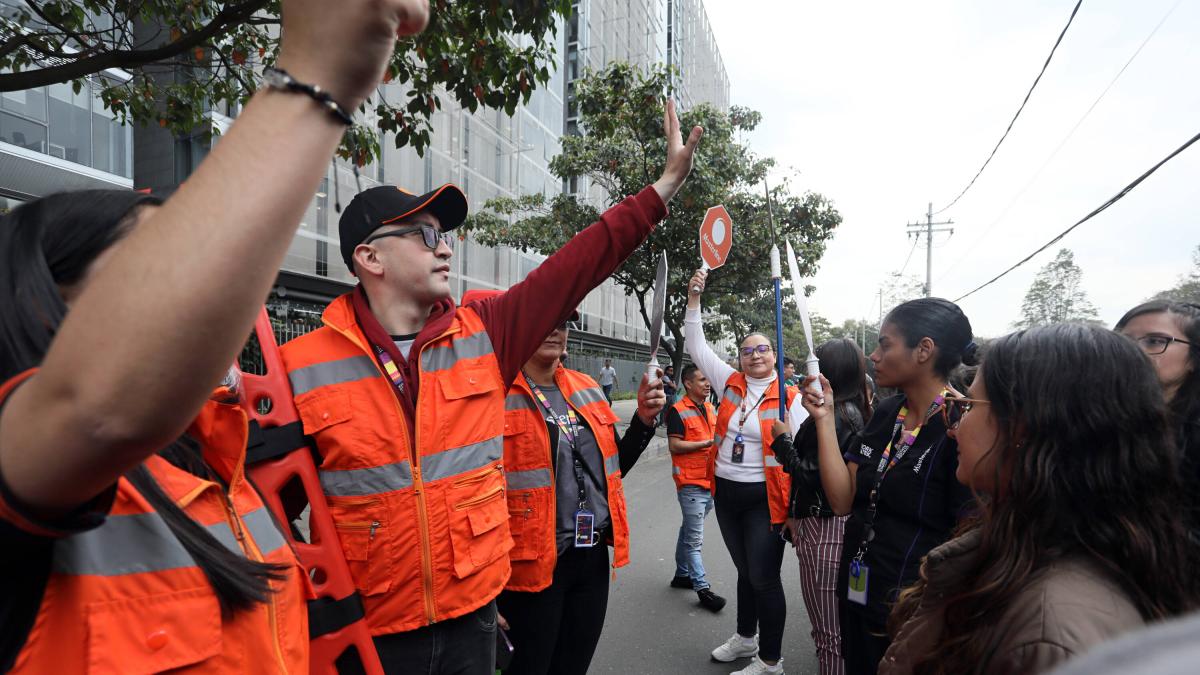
[674,485,714,591]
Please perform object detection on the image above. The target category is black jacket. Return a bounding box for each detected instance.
[771,405,864,519]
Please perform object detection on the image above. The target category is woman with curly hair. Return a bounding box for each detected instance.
[880,323,1200,675]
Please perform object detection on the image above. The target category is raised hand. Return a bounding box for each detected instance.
[687,268,707,309]
[277,0,430,112]
[636,371,667,426]
[652,99,704,204]
[801,374,833,420]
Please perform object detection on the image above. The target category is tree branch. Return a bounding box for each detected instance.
[0,0,266,91]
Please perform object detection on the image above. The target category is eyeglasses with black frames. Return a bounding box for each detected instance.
[1131,333,1192,356]
[363,223,454,251]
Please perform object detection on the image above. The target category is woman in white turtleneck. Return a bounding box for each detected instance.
[686,269,806,675]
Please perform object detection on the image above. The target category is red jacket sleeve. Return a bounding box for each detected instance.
[476,186,668,386]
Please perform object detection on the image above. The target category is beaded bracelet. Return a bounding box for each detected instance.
[262,66,354,126]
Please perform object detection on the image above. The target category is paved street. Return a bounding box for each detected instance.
[591,401,819,675]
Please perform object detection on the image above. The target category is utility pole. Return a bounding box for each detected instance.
[905,202,954,297]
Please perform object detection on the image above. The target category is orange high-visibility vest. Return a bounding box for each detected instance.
[0,371,309,674]
[501,367,631,592]
[669,395,717,491]
[279,295,511,636]
[709,372,797,525]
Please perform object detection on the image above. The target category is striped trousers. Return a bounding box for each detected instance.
[794,514,848,675]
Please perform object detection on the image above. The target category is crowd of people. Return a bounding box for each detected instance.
[676,279,1200,674]
[0,2,1197,675]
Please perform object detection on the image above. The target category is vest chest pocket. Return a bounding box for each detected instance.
[329,498,394,596]
[503,410,547,468]
[86,587,221,674]
[297,389,353,435]
[439,365,500,400]
[445,467,513,579]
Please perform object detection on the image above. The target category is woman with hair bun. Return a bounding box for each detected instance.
[788,298,977,674]
[881,323,1199,674]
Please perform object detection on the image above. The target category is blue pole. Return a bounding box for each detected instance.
[774,276,786,418]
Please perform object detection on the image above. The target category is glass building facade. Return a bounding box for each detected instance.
[0,1,727,359]
[1,76,133,179]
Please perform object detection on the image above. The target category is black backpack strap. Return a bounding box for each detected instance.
[307,592,366,639]
[245,420,313,466]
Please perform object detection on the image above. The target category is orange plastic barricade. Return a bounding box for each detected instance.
[239,308,383,675]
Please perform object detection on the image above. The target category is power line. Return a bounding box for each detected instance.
[897,237,920,278]
[933,0,1084,216]
[933,0,1181,284]
[953,128,1200,302]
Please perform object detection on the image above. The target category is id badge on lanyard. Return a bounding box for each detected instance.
[574,509,598,548]
[847,559,869,605]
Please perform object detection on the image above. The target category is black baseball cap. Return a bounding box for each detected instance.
[339,183,468,271]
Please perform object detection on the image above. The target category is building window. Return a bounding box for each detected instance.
[48,82,92,166]
[0,78,132,178]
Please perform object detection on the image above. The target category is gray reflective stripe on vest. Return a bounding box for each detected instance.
[760,407,782,422]
[289,355,379,396]
[506,467,553,490]
[672,465,682,475]
[604,452,620,476]
[677,409,701,420]
[422,436,503,483]
[52,508,281,576]
[242,506,288,556]
[505,393,537,412]
[764,455,783,468]
[568,387,607,409]
[320,461,413,497]
[722,389,743,407]
[421,330,495,372]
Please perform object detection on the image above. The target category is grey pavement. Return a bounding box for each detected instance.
[595,399,820,675]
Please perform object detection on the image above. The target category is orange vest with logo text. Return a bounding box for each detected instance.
[501,367,630,592]
[669,396,717,491]
[0,372,309,674]
[709,373,797,525]
[279,295,510,635]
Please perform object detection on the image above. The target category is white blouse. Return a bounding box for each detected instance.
[684,307,807,483]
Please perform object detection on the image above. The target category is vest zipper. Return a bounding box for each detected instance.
[221,491,289,673]
[453,484,504,510]
[331,321,439,625]
[412,342,438,625]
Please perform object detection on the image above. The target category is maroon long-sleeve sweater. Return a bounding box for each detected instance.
[351,185,667,419]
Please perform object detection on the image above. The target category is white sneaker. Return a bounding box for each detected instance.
[710,633,758,662]
[731,656,785,675]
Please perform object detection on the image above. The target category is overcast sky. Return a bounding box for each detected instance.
[702,0,1199,338]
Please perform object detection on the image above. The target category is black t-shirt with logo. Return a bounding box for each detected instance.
[837,393,974,625]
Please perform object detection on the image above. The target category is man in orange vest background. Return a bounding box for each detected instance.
[279,102,702,674]
[666,364,727,612]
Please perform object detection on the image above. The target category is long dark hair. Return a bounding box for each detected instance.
[812,338,871,429]
[1115,301,1200,441]
[884,298,978,378]
[890,324,1199,673]
[0,190,283,616]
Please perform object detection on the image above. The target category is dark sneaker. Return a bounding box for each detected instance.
[697,588,727,613]
[670,574,693,589]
